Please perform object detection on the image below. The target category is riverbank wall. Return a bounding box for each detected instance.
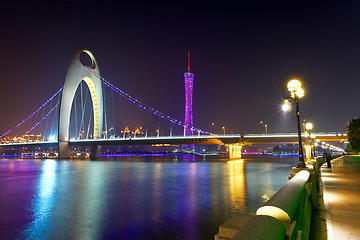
[214,156,335,240]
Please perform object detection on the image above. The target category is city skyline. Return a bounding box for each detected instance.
[1,1,360,135]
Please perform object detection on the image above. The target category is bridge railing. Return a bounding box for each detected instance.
[215,157,325,240]
[0,131,347,144]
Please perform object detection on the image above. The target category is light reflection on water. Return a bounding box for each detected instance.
[227,160,246,211]
[0,156,297,240]
[22,160,58,240]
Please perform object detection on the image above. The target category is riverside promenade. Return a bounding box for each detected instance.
[321,155,360,239]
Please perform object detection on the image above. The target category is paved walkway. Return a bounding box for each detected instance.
[321,156,360,240]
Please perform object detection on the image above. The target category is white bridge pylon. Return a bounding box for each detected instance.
[58,49,103,159]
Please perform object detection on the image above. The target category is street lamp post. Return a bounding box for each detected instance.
[305,122,313,158]
[315,139,320,157]
[294,97,306,167]
[282,79,306,168]
[222,126,226,135]
[311,134,315,157]
[260,121,268,134]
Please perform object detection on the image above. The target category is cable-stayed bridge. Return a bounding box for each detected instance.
[0,49,347,159]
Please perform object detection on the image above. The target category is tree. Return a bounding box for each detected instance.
[347,117,360,154]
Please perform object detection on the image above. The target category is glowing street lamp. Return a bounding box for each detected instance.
[222,126,226,135]
[305,122,313,132]
[282,99,292,112]
[282,79,306,168]
[260,121,268,134]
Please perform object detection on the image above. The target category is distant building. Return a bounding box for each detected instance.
[273,144,299,155]
[183,52,195,152]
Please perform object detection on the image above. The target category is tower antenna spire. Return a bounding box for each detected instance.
[187,52,190,73]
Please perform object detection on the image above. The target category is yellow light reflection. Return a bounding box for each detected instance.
[324,190,346,204]
[321,176,338,183]
[304,145,312,160]
[262,163,275,201]
[227,160,246,210]
[152,163,163,222]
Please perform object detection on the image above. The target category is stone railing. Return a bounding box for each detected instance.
[215,157,324,240]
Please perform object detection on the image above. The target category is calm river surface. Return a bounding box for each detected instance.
[0,155,297,240]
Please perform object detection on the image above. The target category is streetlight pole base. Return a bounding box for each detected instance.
[296,161,307,168]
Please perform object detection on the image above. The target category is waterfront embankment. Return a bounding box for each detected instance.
[215,156,332,240]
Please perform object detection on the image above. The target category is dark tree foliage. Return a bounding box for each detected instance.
[347,117,360,154]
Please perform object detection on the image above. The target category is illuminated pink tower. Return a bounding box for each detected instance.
[184,52,194,136]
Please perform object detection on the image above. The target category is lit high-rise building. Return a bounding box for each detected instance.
[184,52,194,136]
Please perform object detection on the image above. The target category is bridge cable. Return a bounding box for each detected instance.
[25,101,60,135]
[38,91,52,137]
[86,67,212,135]
[86,111,92,139]
[74,91,78,139]
[111,87,116,137]
[170,121,173,137]
[50,92,61,140]
[103,80,108,139]
[79,82,85,138]
[42,93,55,139]
[101,79,208,135]
[38,93,49,136]
[119,89,124,136]
[78,82,89,139]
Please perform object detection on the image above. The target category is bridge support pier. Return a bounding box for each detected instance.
[59,141,70,159]
[90,145,101,160]
[227,143,242,160]
[304,144,312,161]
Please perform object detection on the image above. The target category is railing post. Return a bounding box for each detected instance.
[90,145,101,160]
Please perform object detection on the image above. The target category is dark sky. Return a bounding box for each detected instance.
[1,1,360,135]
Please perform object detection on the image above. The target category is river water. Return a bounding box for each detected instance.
[0,155,297,240]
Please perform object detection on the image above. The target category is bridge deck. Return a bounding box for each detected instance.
[0,132,347,148]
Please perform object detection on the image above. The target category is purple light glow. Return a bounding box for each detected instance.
[87,68,211,136]
[99,153,178,157]
[0,154,39,158]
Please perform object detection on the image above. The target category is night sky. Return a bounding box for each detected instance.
[1,1,360,135]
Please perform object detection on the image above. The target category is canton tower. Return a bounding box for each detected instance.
[184,52,194,136]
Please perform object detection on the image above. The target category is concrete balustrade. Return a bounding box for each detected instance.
[256,170,311,239]
[215,157,325,240]
[215,215,286,240]
[233,215,286,240]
